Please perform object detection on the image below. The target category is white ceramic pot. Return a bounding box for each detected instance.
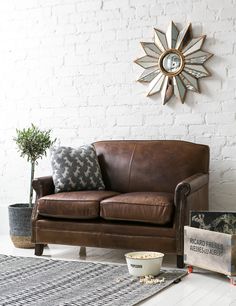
[125,251,164,277]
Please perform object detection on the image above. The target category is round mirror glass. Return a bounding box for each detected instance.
[162,52,182,74]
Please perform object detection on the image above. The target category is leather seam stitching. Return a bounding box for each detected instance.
[128,143,136,192]
[41,199,109,203]
[38,214,98,219]
[101,216,169,224]
[101,202,171,207]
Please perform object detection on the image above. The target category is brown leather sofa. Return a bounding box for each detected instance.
[32,140,209,268]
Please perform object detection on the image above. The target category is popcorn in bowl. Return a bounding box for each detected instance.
[125,251,164,277]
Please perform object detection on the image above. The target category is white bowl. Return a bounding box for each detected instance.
[125,251,164,277]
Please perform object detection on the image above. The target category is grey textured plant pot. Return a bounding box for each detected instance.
[8,203,34,248]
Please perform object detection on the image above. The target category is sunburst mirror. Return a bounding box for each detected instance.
[134,21,213,104]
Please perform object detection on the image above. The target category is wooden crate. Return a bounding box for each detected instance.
[184,226,236,276]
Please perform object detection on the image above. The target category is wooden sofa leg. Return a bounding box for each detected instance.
[79,246,86,258]
[177,255,185,268]
[35,244,44,256]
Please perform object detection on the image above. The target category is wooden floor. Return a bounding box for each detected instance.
[1,235,235,305]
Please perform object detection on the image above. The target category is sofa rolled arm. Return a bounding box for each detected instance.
[174,173,209,205]
[174,173,209,256]
[32,176,55,199]
[31,176,55,242]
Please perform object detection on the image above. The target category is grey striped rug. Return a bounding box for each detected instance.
[0,254,187,306]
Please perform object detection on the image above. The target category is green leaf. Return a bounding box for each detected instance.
[13,124,56,163]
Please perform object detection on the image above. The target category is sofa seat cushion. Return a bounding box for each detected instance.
[100,192,174,225]
[38,190,119,219]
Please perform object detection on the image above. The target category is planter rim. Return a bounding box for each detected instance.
[9,203,32,209]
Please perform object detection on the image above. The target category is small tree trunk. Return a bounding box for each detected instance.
[29,161,35,208]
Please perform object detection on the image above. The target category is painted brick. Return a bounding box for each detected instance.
[206,113,235,124]
[175,114,204,125]
[117,114,143,126]
[76,1,102,12]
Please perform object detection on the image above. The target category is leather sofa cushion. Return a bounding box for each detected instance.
[100,192,174,225]
[38,191,119,219]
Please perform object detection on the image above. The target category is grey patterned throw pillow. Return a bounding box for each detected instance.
[51,145,105,193]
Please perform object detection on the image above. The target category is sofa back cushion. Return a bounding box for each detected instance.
[94,140,209,193]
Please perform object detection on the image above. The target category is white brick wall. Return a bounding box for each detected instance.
[0,0,235,233]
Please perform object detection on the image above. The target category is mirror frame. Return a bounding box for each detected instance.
[134,21,213,104]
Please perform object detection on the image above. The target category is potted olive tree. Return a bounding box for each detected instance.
[9,124,56,248]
